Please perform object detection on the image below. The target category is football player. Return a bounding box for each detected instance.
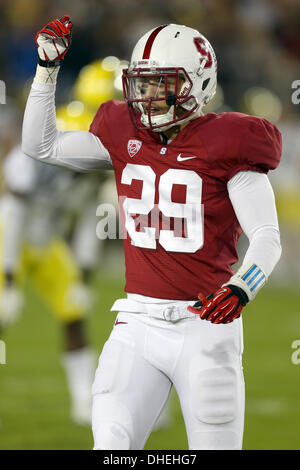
[22,17,282,450]
[0,145,98,425]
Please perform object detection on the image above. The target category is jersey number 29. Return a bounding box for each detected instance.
[121,164,203,253]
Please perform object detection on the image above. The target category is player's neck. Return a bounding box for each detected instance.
[160,110,205,142]
[160,120,190,143]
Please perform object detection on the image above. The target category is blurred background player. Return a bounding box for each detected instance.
[0,98,107,426]
[0,143,100,425]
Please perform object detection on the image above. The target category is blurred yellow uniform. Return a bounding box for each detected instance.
[18,239,88,323]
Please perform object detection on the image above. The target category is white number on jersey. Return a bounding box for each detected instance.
[121,164,203,253]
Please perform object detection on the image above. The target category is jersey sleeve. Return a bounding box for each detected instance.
[226,115,282,181]
[89,104,109,145]
[89,100,134,163]
[89,100,122,156]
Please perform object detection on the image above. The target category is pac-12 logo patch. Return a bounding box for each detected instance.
[127,139,142,158]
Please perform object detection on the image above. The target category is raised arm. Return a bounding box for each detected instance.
[22,15,112,172]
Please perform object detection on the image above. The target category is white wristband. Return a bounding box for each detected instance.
[225,262,267,301]
[34,64,60,84]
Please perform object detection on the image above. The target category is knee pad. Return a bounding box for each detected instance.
[92,394,133,450]
[193,366,240,424]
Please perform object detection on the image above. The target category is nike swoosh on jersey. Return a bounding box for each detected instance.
[177,154,197,162]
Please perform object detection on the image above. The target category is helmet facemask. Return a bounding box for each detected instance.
[122,67,199,132]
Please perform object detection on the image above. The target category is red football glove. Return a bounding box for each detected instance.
[187,285,249,324]
[35,15,72,67]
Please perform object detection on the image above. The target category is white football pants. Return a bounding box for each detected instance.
[92,310,244,450]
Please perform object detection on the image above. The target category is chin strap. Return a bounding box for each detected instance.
[159,133,169,145]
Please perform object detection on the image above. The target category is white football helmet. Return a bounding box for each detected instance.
[122,24,217,132]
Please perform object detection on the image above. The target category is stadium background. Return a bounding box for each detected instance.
[0,0,300,450]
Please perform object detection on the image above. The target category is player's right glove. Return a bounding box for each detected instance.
[35,15,73,67]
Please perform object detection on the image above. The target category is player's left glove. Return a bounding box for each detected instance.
[187,285,249,324]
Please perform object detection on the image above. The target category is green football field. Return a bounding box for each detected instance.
[0,274,300,450]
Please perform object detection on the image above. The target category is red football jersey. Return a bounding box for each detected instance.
[90,101,281,300]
